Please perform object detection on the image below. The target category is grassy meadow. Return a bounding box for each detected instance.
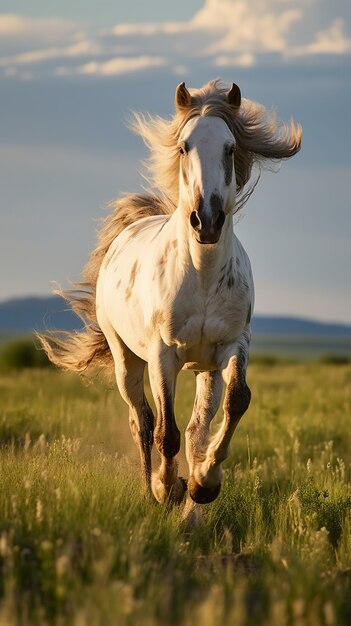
[0,355,351,625]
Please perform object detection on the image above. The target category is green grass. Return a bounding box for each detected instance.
[0,363,351,625]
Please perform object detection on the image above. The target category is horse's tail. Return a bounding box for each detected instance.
[38,193,175,375]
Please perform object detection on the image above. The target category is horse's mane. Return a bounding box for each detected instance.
[39,79,301,374]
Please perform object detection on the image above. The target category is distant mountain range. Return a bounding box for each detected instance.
[0,295,350,336]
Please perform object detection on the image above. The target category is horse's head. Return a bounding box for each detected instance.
[176,82,241,245]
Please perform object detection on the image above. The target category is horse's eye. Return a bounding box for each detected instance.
[228,145,235,156]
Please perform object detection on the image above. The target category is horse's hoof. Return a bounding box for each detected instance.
[188,476,221,504]
[151,474,187,505]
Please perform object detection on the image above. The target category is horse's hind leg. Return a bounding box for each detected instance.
[109,333,154,490]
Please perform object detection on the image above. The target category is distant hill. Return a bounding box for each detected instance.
[0,295,350,336]
[251,316,351,336]
[0,296,81,333]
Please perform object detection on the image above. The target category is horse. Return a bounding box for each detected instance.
[41,79,301,518]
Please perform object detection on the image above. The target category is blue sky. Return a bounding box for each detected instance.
[0,0,350,322]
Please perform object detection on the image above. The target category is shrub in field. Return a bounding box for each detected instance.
[319,354,350,365]
[0,337,51,371]
[249,354,279,366]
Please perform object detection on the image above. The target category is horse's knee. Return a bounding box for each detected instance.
[225,381,251,419]
[154,420,181,459]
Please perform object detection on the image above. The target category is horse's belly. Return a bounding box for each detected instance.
[181,344,217,371]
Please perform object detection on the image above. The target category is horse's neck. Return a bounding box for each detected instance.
[174,210,235,290]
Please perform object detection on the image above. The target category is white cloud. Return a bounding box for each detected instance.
[191,0,303,53]
[77,55,166,76]
[0,1,350,79]
[292,17,351,55]
[0,13,79,45]
[214,53,256,67]
[0,40,102,66]
[106,0,351,63]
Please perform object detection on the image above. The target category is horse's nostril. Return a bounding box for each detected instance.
[215,210,225,229]
[190,211,201,231]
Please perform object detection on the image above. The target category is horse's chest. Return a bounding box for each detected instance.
[166,290,246,348]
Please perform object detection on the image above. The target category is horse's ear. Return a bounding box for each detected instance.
[175,82,192,111]
[227,83,241,108]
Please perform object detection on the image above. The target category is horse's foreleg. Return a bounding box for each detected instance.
[109,333,154,491]
[148,346,186,505]
[188,344,251,504]
[185,370,223,506]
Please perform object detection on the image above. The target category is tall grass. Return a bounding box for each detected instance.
[0,363,350,625]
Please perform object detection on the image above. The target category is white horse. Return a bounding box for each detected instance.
[41,80,301,515]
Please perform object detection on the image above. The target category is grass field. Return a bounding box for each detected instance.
[0,362,351,625]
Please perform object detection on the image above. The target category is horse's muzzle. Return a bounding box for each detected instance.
[190,208,225,244]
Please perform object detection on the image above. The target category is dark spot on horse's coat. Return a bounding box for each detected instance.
[116,279,121,290]
[172,240,177,249]
[129,261,140,288]
[154,389,180,459]
[154,421,181,459]
[216,273,226,294]
[246,302,252,324]
[226,258,234,288]
[139,340,146,348]
[157,248,169,266]
[151,310,164,328]
[224,349,251,421]
[125,261,140,299]
[223,145,233,186]
[225,380,251,421]
[236,257,240,267]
